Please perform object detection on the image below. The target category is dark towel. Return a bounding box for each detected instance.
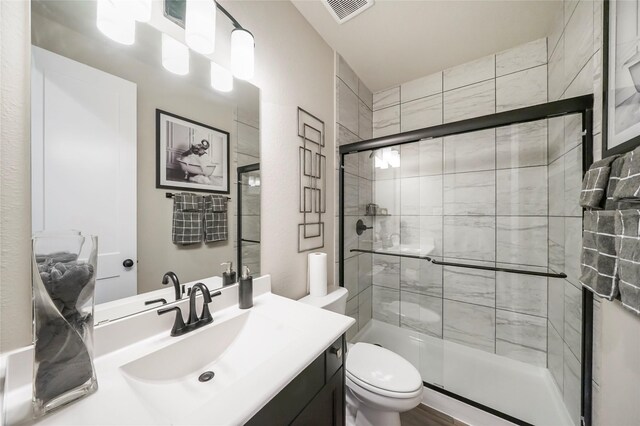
[172,192,203,245]
[615,209,640,314]
[605,155,626,210]
[580,155,619,209]
[580,210,619,299]
[613,147,640,201]
[203,195,228,242]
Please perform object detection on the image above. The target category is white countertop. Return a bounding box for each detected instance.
[2,277,354,425]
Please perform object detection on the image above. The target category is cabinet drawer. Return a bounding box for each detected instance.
[325,336,344,382]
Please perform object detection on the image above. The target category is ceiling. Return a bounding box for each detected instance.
[292,0,560,92]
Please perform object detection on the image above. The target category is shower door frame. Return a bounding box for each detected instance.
[338,95,594,426]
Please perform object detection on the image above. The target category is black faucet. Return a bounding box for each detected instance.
[157,282,222,336]
[162,271,181,301]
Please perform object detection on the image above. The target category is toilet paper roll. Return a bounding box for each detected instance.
[308,252,328,297]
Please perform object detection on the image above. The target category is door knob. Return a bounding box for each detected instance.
[123,259,134,268]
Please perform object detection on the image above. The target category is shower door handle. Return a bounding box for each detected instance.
[356,219,372,236]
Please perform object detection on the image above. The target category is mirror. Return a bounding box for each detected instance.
[30,0,261,323]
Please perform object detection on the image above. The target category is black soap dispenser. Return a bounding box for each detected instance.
[221,261,237,286]
[239,266,253,309]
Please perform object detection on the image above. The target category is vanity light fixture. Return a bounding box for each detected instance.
[162,33,190,75]
[97,0,136,45]
[119,0,152,22]
[185,0,217,55]
[231,28,255,80]
[210,61,233,92]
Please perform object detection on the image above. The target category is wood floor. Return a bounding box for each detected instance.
[400,404,468,426]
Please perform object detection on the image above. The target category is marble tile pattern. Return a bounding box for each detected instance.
[338,124,360,147]
[496,65,547,112]
[547,36,565,101]
[400,291,443,338]
[443,261,496,308]
[358,79,373,110]
[401,72,443,103]
[443,54,495,91]
[548,276,565,339]
[400,94,443,132]
[400,216,443,256]
[346,296,359,340]
[358,176,372,216]
[564,0,593,84]
[400,139,443,177]
[564,145,582,217]
[496,121,547,169]
[443,129,496,173]
[496,166,548,216]
[358,151,374,180]
[358,100,373,140]
[400,257,443,297]
[338,78,359,135]
[563,344,582,426]
[496,272,547,317]
[372,285,400,326]
[564,217,582,287]
[374,178,400,215]
[496,38,547,77]
[548,320,564,391]
[548,116,565,163]
[419,175,443,215]
[344,172,359,215]
[343,255,359,299]
[564,115,582,158]
[373,105,401,138]
[548,156,565,216]
[373,86,400,111]
[400,177,421,215]
[443,80,496,123]
[358,252,372,294]
[443,216,496,261]
[564,280,582,360]
[496,309,547,367]
[549,217,566,274]
[338,53,359,93]
[496,216,548,266]
[372,254,400,289]
[443,299,496,353]
[443,171,496,216]
[358,286,373,329]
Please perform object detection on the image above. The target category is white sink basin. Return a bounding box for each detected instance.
[120,309,301,422]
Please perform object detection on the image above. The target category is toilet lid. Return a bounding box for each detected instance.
[346,343,422,394]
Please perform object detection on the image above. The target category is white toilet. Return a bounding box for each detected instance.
[299,287,423,426]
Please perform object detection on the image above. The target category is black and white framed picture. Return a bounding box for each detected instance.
[603,0,640,155]
[156,109,230,194]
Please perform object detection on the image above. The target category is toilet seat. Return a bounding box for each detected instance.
[346,343,422,399]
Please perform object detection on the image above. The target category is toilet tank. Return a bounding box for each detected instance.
[298,286,348,315]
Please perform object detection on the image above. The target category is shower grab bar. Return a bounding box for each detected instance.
[349,249,567,279]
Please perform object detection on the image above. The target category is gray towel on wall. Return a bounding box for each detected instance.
[203,195,228,242]
[613,147,640,201]
[615,209,640,314]
[580,210,619,300]
[580,155,619,209]
[604,155,626,210]
[172,192,203,245]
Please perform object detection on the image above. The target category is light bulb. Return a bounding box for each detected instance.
[119,0,151,22]
[185,0,216,54]
[210,62,233,92]
[97,0,136,45]
[231,28,254,80]
[162,33,189,75]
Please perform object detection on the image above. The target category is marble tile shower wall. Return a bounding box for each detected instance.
[369,38,553,368]
[335,54,374,340]
[547,1,604,424]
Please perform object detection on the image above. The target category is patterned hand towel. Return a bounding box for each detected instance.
[203,195,228,243]
[580,155,619,209]
[613,147,640,201]
[604,155,626,210]
[580,210,619,299]
[615,209,640,314]
[172,193,203,245]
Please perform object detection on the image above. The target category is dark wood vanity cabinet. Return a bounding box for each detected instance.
[246,336,345,426]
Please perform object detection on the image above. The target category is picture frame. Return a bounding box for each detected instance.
[603,0,640,156]
[156,109,230,194]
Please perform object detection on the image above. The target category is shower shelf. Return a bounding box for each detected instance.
[349,249,567,279]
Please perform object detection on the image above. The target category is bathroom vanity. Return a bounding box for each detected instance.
[1,276,354,425]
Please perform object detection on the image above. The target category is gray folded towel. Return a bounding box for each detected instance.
[615,209,640,314]
[605,155,626,210]
[580,210,619,299]
[172,192,203,245]
[203,195,228,243]
[613,147,640,201]
[580,155,620,209]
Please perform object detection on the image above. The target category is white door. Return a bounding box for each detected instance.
[31,46,137,304]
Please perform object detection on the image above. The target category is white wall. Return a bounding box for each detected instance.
[218,1,336,300]
[0,0,32,353]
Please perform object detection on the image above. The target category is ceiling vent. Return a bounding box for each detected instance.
[323,0,374,24]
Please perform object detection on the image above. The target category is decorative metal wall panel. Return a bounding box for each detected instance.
[298,107,326,252]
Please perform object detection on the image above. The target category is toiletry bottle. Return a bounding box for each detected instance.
[221,262,237,286]
[239,266,253,309]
